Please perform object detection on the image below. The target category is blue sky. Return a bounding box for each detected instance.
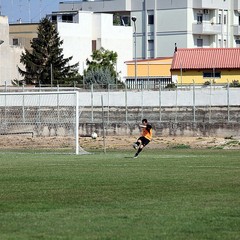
[0,0,68,23]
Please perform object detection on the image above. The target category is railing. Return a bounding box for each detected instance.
[192,22,221,35]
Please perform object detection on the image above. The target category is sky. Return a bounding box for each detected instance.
[0,0,72,24]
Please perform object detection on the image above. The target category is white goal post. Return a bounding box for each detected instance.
[0,91,81,154]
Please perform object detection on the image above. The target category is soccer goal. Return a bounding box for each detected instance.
[0,91,83,154]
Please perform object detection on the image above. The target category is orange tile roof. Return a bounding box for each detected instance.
[171,48,240,70]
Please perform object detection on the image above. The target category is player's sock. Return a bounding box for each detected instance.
[136,147,142,155]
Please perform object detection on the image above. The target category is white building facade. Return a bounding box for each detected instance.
[59,0,240,58]
[48,11,133,80]
[0,16,25,85]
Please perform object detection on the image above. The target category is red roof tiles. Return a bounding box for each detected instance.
[171,48,240,70]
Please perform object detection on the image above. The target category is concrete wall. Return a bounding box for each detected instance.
[1,88,238,107]
[75,88,240,107]
[79,122,240,138]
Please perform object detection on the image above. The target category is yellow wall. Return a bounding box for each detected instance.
[127,58,172,77]
[171,69,240,84]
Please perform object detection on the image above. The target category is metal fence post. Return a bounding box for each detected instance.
[107,84,110,124]
[175,82,178,123]
[193,80,196,123]
[22,93,25,123]
[125,84,128,123]
[101,95,106,154]
[141,80,143,119]
[209,80,212,123]
[227,81,230,122]
[159,80,162,122]
[91,84,93,123]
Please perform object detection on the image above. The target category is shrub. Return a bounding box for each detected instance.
[203,81,211,86]
[229,80,240,87]
[165,83,176,89]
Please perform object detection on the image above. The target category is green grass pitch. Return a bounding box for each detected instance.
[0,149,240,240]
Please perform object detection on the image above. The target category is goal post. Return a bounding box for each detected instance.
[0,91,82,154]
[75,91,79,155]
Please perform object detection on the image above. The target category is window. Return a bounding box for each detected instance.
[197,38,203,47]
[219,14,222,24]
[235,39,240,47]
[12,38,19,46]
[224,39,227,48]
[92,40,96,52]
[197,13,203,24]
[148,40,154,58]
[148,40,154,51]
[203,72,221,78]
[224,14,227,25]
[148,15,154,25]
[62,15,73,22]
[51,15,57,23]
[218,39,222,47]
[121,16,130,26]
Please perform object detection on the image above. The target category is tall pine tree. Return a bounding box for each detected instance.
[18,18,79,85]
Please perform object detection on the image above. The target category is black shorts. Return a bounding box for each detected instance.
[138,136,150,147]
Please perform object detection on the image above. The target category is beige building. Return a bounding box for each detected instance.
[9,23,39,52]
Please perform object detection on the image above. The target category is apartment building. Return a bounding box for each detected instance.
[58,0,240,59]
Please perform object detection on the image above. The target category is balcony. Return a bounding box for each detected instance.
[192,22,221,35]
[234,0,240,11]
[233,25,240,36]
[192,0,227,9]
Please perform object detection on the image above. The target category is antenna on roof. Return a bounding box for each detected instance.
[18,0,23,19]
[28,0,31,23]
[40,0,42,20]
[174,43,177,53]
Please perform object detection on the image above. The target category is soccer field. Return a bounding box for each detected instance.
[0,149,240,240]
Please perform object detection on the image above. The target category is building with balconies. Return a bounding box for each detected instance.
[58,0,240,58]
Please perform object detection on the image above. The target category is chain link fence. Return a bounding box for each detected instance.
[0,83,240,124]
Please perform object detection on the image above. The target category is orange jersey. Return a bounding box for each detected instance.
[142,124,152,141]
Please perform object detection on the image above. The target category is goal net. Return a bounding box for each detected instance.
[0,91,84,154]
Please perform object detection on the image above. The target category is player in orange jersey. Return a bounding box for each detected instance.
[133,119,152,158]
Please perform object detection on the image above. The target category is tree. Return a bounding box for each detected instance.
[18,18,79,86]
[84,47,120,87]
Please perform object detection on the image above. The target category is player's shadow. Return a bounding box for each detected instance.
[124,156,134,159]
